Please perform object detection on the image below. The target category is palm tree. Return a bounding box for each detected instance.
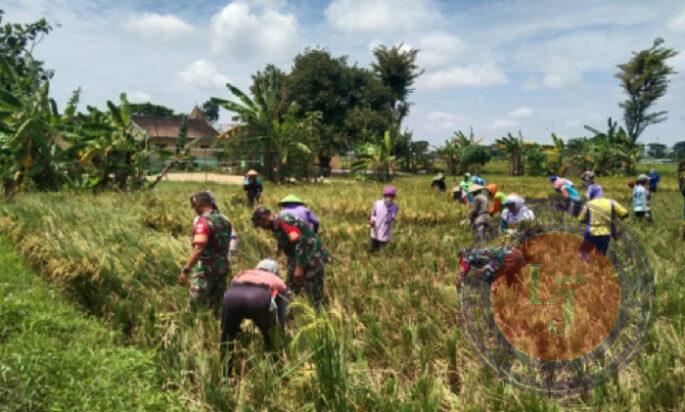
[496,132,525,176]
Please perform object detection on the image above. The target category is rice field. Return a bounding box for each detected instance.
[0,170,683,411]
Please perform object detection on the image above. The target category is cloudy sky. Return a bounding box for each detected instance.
[3,0,685,145]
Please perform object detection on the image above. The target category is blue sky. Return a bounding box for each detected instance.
[3,0,685,145]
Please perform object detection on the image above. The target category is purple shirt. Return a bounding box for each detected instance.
[279,205,319,231]
[370,199,399,242]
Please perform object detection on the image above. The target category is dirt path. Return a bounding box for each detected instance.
[152,172,244,185]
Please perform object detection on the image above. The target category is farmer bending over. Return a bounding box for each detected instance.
[252,206,329,307]
[501,194,535,233]
[469,184,490,244]
[278,194,320,233]
[220,259,288,372]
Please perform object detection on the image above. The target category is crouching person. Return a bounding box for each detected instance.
[220,259,288,373]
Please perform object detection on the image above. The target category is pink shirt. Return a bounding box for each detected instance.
[231,269,287,296]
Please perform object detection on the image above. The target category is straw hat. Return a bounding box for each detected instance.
[246,169,259,176]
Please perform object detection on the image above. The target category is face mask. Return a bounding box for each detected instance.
[384,197,393,206]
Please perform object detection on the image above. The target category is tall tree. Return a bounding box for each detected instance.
[285,49,357,175]
[646,143,667,159]
[616,38,678,144]
[371,44,423,129]
[200,99,219,122]
[672,141,685,160]
[128,102,177,118]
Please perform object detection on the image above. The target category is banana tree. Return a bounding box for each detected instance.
[352,130,396,181]
[496,132,525,176]
[0,55,68,197]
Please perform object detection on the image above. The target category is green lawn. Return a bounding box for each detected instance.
[0,237,184,412]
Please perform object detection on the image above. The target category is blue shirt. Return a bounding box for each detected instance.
[648,172,660,191]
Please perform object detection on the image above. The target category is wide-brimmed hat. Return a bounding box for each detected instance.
[278,194,305,206]
[468,184,485,193]
[383,186,397,197]
[246,169,259,176]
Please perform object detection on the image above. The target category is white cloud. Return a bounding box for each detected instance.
[542,58,582,89]
[325,0,441,33]
[178,60,230,91]
[418,32,463,68]
[123,13,194,41]
[418,63,508,89]
[126,90,152,103]
[667,10,685,33]
[426,111,463,131]
[210,2,297,59]
[508,106,533,118]
[487,118,517,130]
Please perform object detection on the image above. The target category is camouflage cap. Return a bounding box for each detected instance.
[251,205,272,227]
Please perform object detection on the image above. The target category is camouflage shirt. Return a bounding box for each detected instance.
[273,214,329,269]
[192,210,232,270]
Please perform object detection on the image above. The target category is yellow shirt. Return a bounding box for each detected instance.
[578,198,628,236]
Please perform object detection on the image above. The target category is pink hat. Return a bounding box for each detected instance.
[383,186,397,197]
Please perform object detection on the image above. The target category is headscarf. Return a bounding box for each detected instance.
[256,259,279,274]
[503,194,534,224]
[587,184,604,200]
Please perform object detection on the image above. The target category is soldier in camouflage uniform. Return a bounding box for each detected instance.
[252,206,329,307]
[178,191,232,314]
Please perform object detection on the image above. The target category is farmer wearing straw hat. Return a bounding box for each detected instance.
[431,173,446,192]
[278,194,320,233]
[220,259,289,372]
[178,191,232,314]
[243,169,263,207]
[369,186,399,251]
[632,174,652,222]
[252,206,329,306]
[468,184,490,243]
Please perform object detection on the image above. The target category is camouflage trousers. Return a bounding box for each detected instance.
[189,260,229,314]
[286,257,325,307]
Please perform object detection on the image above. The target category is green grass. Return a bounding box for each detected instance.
[0,168,683,410]
[0,236,183,411]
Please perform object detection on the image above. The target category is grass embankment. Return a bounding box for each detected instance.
[0,237,183,411]
[0,173,683,410]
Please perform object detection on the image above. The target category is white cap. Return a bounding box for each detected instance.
[256,259,279,274]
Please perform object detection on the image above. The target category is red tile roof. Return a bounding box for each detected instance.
[132,116,218,139]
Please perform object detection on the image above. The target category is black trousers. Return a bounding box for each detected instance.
[220,285,286,364]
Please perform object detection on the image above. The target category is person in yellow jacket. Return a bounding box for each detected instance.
[578,185,628,259]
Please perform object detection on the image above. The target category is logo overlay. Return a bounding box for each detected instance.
[457,207,655,396]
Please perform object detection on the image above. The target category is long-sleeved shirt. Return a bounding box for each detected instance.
[648,172,660,191]
[279,205,319,232]
[370,199,399,242]
[632,185,650,212]
[489,191,508,216]
[243,177,263,196]
[560,183,580,202]
[470,194,490,225]
[578,198,628,237]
